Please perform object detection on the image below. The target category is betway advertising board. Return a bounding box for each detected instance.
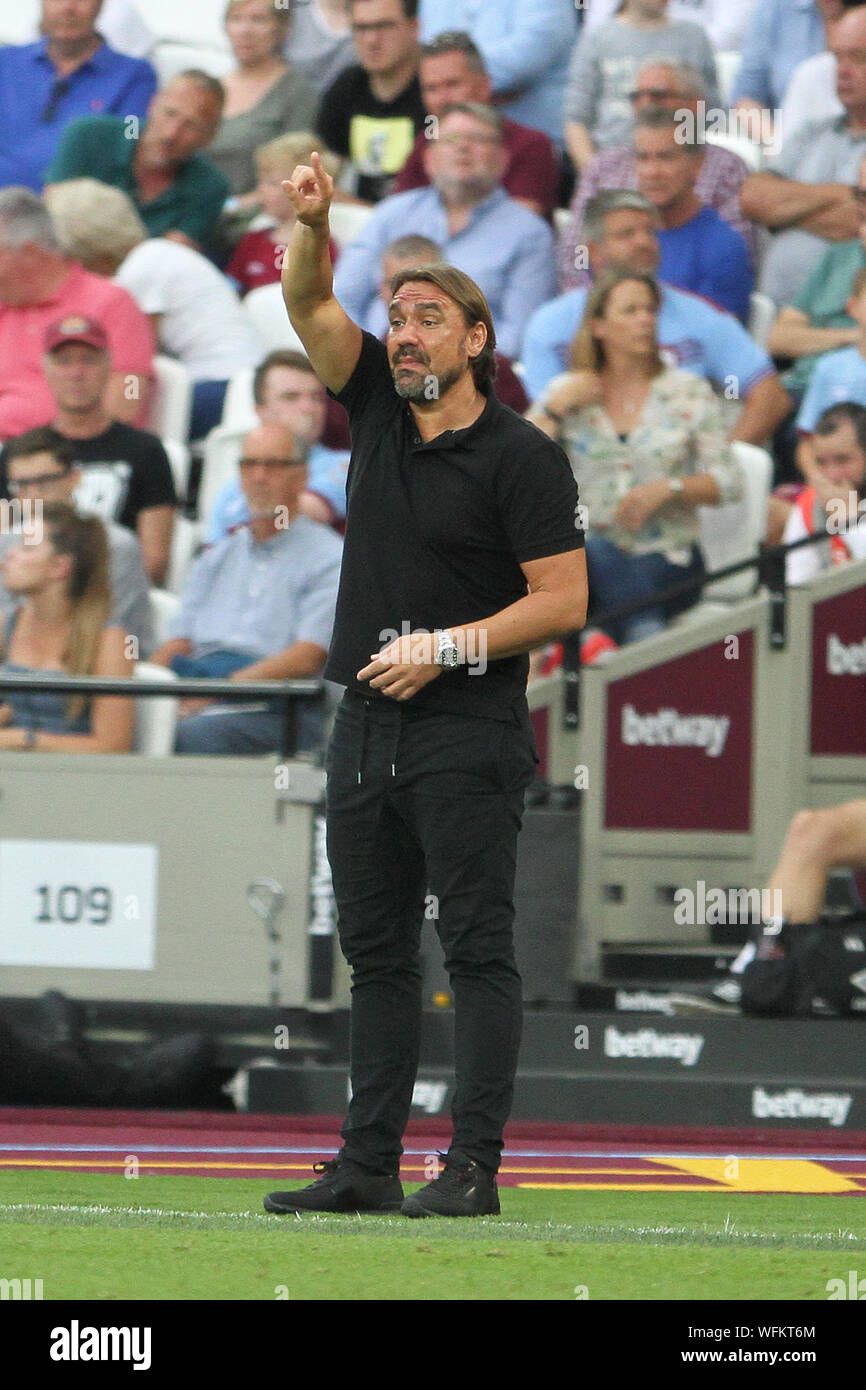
[811,587,866,757]
[604,635,753,831]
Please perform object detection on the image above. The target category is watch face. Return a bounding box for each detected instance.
[438,645,459,668]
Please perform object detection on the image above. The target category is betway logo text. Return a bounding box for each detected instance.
[604,1026,704,1067]
[621,704,730,757]
[752,1087,853,1127]
[827,634,866,676]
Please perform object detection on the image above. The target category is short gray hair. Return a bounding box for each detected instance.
[45,179,147,268]
[583,190,657,244]
[420,30,486,73]
[383,234,442,261]
[637,55,706,102]
[438,101,504,138]
[0,187,59,252]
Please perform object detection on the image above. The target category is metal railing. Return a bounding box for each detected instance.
[0,674,324,759]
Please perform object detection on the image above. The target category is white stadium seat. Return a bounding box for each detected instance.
[328,201,375,253]
[705,129,764,172]
[714,52,742,107]
[699,442,773,601]
[0,0,38,44]
[221,368,258,431]
[198,427,244,533]
[165,515,202,596]
[747,292,777,352]
[133,660,179,756]
[553,208,575,241]
[243,284,306,354]
[162,438,191,503]
[147,587,181,648]
[151,40,234,86]
[134,0,229,48]
[147,355,193,445]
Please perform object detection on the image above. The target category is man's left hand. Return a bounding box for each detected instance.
[357,631,444,701]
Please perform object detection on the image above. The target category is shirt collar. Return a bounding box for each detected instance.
[409,388,498,452]
[432,184,508,224]
[242,519,297,548]
[33,35,109,75]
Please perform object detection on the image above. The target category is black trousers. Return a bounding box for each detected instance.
[326,690,537,1174]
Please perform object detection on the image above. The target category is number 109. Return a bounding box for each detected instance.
[35,885,113,924]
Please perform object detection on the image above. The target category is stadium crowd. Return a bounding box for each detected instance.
[1,0,866,755]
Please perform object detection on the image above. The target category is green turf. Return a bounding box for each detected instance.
[1,1171,864,1300]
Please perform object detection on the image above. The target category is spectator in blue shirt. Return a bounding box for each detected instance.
[149,422,343,755]
[634,107,754,323]
[795,268,866,491]
[417,0,577,146]
[0,0,157,192]
[332,101,556,360]
[205,350,350,540]
[521,189,790,449]
[731,0,838,112]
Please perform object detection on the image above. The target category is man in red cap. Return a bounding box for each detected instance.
[0,315,176,586]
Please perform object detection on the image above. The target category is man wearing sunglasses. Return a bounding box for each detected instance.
[558,57,754,291]
[564,0,720,172]
[0,0,156,193]
[148,421,342,755]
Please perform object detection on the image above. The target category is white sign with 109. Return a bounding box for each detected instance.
[0,840,158,969]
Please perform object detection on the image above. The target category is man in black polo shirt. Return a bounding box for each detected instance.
[264,153,587,1219]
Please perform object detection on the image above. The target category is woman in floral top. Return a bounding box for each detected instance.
[528,266,743,646]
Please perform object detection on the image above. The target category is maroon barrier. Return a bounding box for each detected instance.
[810,586,866,757]
[604,633,754,832]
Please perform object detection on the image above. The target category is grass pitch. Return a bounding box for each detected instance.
[1,1170,864,1300]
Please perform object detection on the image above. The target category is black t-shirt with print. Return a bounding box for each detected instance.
[324,331,584,720]
[61,422,177,532]
[316,64,427,203]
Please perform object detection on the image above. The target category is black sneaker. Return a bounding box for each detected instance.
[264,1156,404,1215]
[402,1155,500,1218]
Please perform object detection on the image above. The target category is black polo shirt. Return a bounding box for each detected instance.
[324,332,583,720]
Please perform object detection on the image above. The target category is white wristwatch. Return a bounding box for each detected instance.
[669,476,685,497]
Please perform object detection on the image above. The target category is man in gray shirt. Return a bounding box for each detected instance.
[0,427,153,655]
[149,421,342,755]
[741,6,866,306]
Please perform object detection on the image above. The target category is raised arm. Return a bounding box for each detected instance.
[281,152,363,396]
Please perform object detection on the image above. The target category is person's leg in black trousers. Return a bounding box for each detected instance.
[326,695,429,1175]
[394,711,535,1173]
[328,696,536,1177]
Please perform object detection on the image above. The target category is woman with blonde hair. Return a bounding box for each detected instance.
[0,491,134,752]
[528,265,743,649]
[208,0,319,198]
